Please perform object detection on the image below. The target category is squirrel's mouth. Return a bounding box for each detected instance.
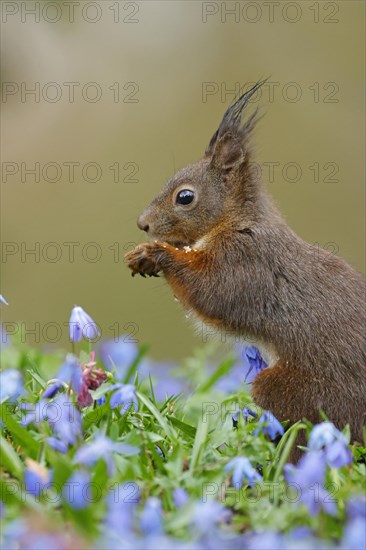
[149,235,191,250]
[171,241,188,249]
[152,237,190,249]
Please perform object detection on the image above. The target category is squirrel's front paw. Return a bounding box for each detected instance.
[125,242,164,277]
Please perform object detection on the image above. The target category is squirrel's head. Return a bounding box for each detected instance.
[137,81,265,248]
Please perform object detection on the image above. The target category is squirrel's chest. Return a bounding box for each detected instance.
[182,304,279,368]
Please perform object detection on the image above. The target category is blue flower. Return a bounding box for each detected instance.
[24,461,52,498]
[284,451,326,488]
[96,395,106,406]
[21,396,81,450]
[42,355,82,399]
[140,497,163,536]
[62,470,91,510]
[309,422,345,449]
[173,488,188,508]
[20,400,49,427]
[339,496,366,549]
[74,434,139,475]
[46,436,68,454]
[108,383,138,414]
[245,531,286,550]
[0,294,9,306]
[98,339,138,378]
[308,422,352,468]
[232,406,257,427]
[326,439,353,468]
[0,369,24,403]
[49,395,82,447]
[242,346,268,384]
[347,496,366,520]
[42,381,64,399]
[193,500,231,533]
[342,517,366,550]
[104,483,140,537]
[284,451,336,516]
[225,456,262,488]
[69,305,100,342]
[254,411,284,440]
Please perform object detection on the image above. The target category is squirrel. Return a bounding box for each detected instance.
[125,81,366,460]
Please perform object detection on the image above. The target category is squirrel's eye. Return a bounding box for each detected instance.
[176,189,195,206]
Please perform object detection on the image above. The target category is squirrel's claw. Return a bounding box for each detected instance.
[125,242,163,279]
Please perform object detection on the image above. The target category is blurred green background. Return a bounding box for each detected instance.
[1,1,365,359]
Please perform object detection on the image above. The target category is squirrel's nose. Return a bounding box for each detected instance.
[137,213,149,233]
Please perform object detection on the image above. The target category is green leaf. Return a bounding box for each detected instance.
[0,434,23,478]
[0,404,40,457]
[168,416,196,438]
[83,403,109,431]
[189,417,209,473]
[26,369,47,390]
[136,391,178,444]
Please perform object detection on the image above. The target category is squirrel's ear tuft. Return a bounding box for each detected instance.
[210,132,245,173]
[205,79,266,158]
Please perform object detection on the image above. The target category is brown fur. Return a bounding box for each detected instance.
[125,82,366,457]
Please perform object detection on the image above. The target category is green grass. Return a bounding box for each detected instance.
[0,337,365,549]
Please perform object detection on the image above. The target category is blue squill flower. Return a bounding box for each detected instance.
[108,383,138,414]
[0,369,24,403]
[232,406,257,427]
[24,460,52,498]
[140,497,163,536]
[62,470,91,509]
[225,456,262,488]
[98,339,138,378]
[342,496,366,550]
[193,500,231,532]
[309,422,346,450]
[242,346,268,384]
[49,395,82,447]
[46,436,68,454]
[69,305,100,342]
[74,434,139,474]
[308,422,352,468]
[42,381,64,399]
[21,396,81,451]
[0,295,9,306]
[342,517,366,550]
[173,488,188,508]
[20,400,49,427]
[42,355,82,399]
[284,451,326,488]
[284,451,336,516]
[104,483,140,536]
[347,496,366,520]
[245,531,286,550]
[254,411,284,440]
[325,439,353,468]
[96,395,106,406]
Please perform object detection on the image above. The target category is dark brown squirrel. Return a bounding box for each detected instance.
[125,81,366,459]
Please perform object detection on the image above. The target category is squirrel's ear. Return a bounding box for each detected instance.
[205,79,267,158]
[210,132,245,173]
